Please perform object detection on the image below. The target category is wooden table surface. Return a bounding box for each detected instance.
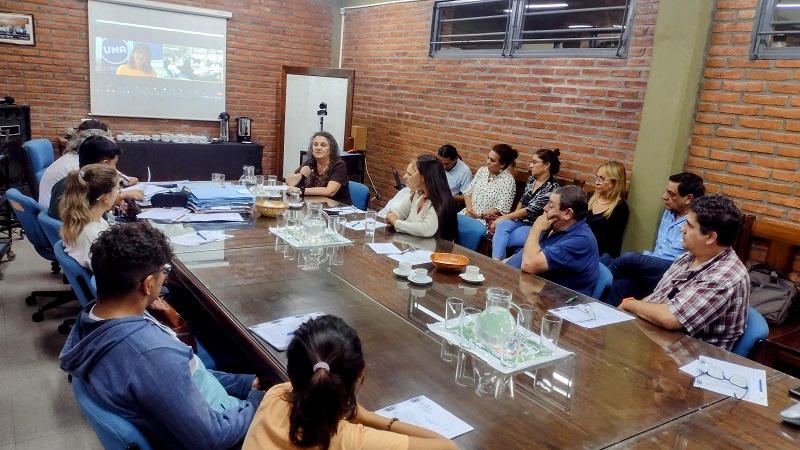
[161,205,800,449]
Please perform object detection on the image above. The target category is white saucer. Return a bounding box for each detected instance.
[459,273,485,283]
[408,275,433,285]
[393,268,412,278]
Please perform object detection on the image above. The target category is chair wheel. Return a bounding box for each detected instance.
[58,323,71,334]
[51,262,61,274]
[32,311,44,322]
[6,250,14,260]
[25,295,36,305]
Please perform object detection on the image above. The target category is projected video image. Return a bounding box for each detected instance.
[95,38,223,83]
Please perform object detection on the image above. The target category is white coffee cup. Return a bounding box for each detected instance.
[411,268,428,283]
[465,265,480,279]
[397,261,412,276]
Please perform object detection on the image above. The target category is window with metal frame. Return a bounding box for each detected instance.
[429,0,636,58]
[752,0,800,59]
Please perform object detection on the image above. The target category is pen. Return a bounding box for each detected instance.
[196,231,207,240]
[565,295,578,304]
[759,379,764,399]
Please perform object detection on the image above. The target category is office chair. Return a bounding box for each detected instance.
[591,263,613,300]
[392,167,405,191]
[6,188,75,322]
[52,238,97,334]
[72,377,154,450]
[22,139,54,200]
[732,307,769,359]
[456,214,486,252]
[348,180,370,210]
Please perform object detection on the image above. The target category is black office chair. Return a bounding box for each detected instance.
[392,167,405,191]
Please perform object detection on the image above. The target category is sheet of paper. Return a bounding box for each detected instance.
[345,220,387,231]
[367,243,401,254]
[178,213,244,223]
[248,313,324,351]
[136,207,191,221]
[679,360,701,376]
[388,250,433,266]
[548,302,635,329]
[375,396,473,440]
[686,356,768,406]
[325,206,363,215]
[169,231,233,247]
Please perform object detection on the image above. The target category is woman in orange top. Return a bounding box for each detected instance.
[115,43,157,77]
[243,315,456,450]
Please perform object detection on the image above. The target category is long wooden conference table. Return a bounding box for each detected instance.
[156,199,800,449]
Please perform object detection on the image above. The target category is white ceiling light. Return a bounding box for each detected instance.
[527,3,569,9]
[568,24,593,29]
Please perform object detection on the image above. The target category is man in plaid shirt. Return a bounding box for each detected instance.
[619,195,749,351]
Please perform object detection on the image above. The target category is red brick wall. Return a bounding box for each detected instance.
[690,0,800,226]
[1,0,333,174]
[340,0,658,204]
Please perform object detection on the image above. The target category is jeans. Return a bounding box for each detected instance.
[603,252,674,306]
[492,219,531,259]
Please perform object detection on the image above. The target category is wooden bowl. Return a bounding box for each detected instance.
[430,253,469,271]
[255,199,288,217]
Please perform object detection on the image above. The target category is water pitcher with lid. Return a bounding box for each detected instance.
[476,287,523,356]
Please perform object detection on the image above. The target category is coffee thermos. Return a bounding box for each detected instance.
[237,117,252,142]
[218,112,230,142]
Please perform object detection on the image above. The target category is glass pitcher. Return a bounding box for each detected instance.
[476,287,523,357]
[239,165,257,193]
[301,202,330,244]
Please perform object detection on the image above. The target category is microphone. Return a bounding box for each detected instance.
[0,96,15,105]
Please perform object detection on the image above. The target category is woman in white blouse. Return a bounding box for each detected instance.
[385,155,458,241]
[460,144,518,228]
[60,164,120,269]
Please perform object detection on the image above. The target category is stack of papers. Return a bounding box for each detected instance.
[548,302,635,329]
[325,206,363,215]
[249,313,324,351]
[375,396,472,439]
[184,185,254,212]
[345,220,387,231]
[137,207,244,223]
[680,356,768,406]
[169,230,233,247]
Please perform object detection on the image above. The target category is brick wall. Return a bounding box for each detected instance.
[2,0,334,174]
[691,0,800,225]
[340,0,658,205]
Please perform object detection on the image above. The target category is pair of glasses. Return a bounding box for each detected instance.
[595,175,608,182]
[139,263,172,283]
[694,365,749,400]
[569,304,596,322]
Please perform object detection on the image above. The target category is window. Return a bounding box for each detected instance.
[752,0,800,59]
[430,0,636,58]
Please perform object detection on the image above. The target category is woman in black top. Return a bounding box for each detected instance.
[586,161,629,257]
[286,132,352,205]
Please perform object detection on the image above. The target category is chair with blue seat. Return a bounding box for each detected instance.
[22,139,54,200]
[37,210,62,249]
[6,188,75,322]
[349,180,370,210]
[72,377,154,450]
[732,307,769,359]
[456,214,486,252]
[591,262,613,300]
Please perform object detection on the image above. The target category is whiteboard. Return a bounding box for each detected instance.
[280,69,353,179]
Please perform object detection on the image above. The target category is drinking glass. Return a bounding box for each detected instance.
[500,336,520,369]
[364,210,377,237]
[328,246,345,266]
[254,175,265,195]
[275,212,288,233]
[288,190,301,206]
[440,338,458,362]
[335,216,347,238]
[286,210,300,237]
[211,173,225,184]
[460,307,481,349]
[455,349,476,387]
[517,304,535,337]
[540,313,564,356]
[283,244,296,261]
[445,298,464,332]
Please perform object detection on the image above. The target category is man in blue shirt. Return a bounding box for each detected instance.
[437,144,473,204]
[602,173,706,306]
[506,185,599,296]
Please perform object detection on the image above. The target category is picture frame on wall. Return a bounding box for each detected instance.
[0,13,34,46]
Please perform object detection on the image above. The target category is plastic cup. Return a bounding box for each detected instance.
[445,298,464,332]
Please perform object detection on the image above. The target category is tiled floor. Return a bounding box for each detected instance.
[0,235,101,449]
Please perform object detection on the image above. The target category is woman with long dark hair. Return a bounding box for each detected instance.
[243,315,455,450]
[385,155,458,241]
[286,131,352,205]
[115,43,157,77]
[460,143,518,228]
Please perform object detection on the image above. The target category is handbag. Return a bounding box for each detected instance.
[147,296,197,351]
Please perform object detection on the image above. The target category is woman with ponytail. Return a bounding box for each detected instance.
[59,164,120,269]
[243,315,455,450]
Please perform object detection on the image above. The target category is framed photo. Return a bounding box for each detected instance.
[0,13,34,46]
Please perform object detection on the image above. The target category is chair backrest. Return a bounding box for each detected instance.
[392,167,405,191]
[22,139,54,199]
[53,238,96,305]
[591,262,613,300]
[6,188,54,261]
[348,180,370,210]
[732,307,769,358]
[37,210,62,248]
[456,214,486,252]
[72,377,153,450]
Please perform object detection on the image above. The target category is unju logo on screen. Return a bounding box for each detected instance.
[101,39,128,66]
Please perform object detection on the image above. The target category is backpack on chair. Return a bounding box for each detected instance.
[748,263,798,325]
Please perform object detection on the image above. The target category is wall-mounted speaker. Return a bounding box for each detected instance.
[0,105,31,144]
